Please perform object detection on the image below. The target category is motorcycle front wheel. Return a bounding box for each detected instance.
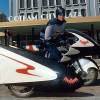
[8,85,34,97]
[81,68,98,85]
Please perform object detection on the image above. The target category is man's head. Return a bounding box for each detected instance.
[56,7,65,21]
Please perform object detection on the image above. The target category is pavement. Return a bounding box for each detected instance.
[0,83,100,100]
[0,74,100,100]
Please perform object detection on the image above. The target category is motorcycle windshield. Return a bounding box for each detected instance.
[65,29,99,47]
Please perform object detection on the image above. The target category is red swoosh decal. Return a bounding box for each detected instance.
[0,54,39,77]
[16,62,38,77]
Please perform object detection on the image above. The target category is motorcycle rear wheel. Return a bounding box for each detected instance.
[81,68,98,85]
[8,85,34,97]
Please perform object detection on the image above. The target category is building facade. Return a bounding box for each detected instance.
[7,0,100,49]
[9,0,100,20]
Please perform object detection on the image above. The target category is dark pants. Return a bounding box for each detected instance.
[45,42,61,61]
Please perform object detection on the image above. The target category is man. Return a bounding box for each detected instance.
[45,7,66,61]
[5,29,12,46]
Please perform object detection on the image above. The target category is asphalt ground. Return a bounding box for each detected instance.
[0,75,100,100]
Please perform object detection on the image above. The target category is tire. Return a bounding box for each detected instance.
[81,68,98,85]
[8,84,34,97]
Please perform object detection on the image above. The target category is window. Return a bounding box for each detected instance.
[42,12,47,19]
[50,11,55,18]
[50,11,54,14]
[66,10,71,17]
[33,0,38,7]
[98,8,100,15]
[98,0,100,3]
[49,0,54,6]
[42,0,48,7]
[56,0,61,6]
[81,9,86,16]
[20,13,25,20]
[26,0,31,8]
[74,9,78,16]
[33,12,38,19]
[27,13,32,19]
[19,0,25,8]
[80,0,86,4]
[66,0,70,6]
[73,0,78,5]
[20,13,24,16]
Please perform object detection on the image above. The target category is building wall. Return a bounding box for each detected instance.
[8,0,100,48]
[9,0,18,16]
[87,0,96,16]
[96,0,100,16]
[9,0,90,19]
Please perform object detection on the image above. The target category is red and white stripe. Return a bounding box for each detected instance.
[26,45,39,52]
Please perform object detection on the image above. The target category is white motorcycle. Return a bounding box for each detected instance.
[26,29,99,86]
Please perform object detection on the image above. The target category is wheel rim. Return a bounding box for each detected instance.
[8,85,34,97]
[81,69,97,85]
[11,86,33,93]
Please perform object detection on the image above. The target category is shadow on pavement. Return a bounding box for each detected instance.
[87,79,100,86]
[32,90,94,97]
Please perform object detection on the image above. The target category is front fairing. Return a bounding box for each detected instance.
[65,29,99,47]
[63,29,100,56]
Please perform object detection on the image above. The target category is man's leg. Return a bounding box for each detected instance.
[45,44,61,61]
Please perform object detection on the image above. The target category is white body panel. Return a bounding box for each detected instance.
[79,58,98,73]
[0,48,57,84]
[70,32,94,47]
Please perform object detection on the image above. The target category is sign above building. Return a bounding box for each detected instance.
[8,13,55,21]
[8,12,82,22]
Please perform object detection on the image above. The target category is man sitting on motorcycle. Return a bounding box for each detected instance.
[45,6,66,61]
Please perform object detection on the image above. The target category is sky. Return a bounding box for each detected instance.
[0,0,9,17]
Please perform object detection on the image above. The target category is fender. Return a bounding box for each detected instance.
[78,58,98,73]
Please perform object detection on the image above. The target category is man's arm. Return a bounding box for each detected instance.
[45,25,54,41]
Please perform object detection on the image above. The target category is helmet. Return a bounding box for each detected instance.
[56,7,65,17]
